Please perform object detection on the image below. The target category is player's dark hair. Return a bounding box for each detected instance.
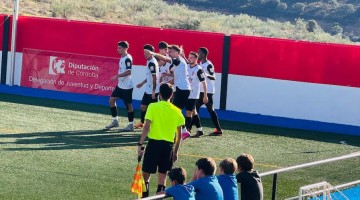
[199,47,209,56]
[118,41,129,48]
[168,167,187,184]
[196,157,217,176]
[159,83,174,100]
[236,154,255,171]
[158,41,168,49]
[189,51,199,58]
[169,45,181,53]
[144,44,155,52]
[220,158,238,175]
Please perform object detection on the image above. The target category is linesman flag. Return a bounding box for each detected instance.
[130,147,146,198]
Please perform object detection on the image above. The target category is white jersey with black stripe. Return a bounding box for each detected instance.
[145,57,160,94]
[171,57,191,90]
[199,60,215,94]
[117,54,133,89]
[159,62,173,83]
[188,64,206,99]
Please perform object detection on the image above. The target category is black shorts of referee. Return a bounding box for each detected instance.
[172,87,190,109]
[142,139,174,174]
[111,86,133,104]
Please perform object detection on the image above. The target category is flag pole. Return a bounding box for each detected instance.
[9,0,19,86]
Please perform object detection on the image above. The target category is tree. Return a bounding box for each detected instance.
[292,3,306,14]
[306,20,318,32]
[276,2,288,10]
[330,22,343,35]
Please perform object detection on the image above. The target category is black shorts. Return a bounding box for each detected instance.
[111,86,133,104]
[142,139,174,174]
[196,92,214,110]
[141,93,159,106]
[173,87,190,109]
[185,99,198,111]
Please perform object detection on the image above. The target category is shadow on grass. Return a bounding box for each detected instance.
[0,129,141,151]
[1,93,360,147]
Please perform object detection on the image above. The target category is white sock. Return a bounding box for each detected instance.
[197,127,203,131]
[182,127,188,133]
[113,117,118,121]
[129,121,134,125]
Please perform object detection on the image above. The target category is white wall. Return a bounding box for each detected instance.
[226,74,360,126]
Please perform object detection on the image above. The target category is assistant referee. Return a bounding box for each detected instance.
[137,83,185,198]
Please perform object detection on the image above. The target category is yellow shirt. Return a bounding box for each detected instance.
[145,101,185,143]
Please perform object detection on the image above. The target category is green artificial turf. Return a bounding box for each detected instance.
[0,93,359,199]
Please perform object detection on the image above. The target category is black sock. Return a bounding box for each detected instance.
[156,184,165,193]
[128,112,134,123]
[185,117,192,130]
[141,111,146,124]
[142,181,150,198]
[192,115,202,128]
[210,111,221,131]
[189,117,194,131]
[110,107,117,118]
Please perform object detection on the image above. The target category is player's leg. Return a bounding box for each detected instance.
[105,87,121,129]
[206,94,222,136]
[192,108,204,137]
[190,92,205,132]
[135,93,149,129]
[122,88,134,131]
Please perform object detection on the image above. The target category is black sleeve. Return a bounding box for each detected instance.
[171,58,181,66]
[207,64,214,75]
[148,62,156,74]
[197,69,206,82]
[125,58,132,70]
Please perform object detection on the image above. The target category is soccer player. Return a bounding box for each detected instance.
[195,47,223,136]
[185,52,208,138]
[145,45,191,137]
[134,44,160,129]
[105,41,134,131]
[157,41,174,85]
[137,83,185,197]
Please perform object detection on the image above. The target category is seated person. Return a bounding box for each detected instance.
[236,153,264,200]
[217,158,239,200]
[157,167,195,200]
[188,157,224,200]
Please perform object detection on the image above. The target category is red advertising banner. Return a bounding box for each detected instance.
[21,49,119,96]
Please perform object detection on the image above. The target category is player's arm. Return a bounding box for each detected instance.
[136,79,147,88]
[146,50,171,63]
[198,69,208,104]
[137,119,151,157]
[111,58,132,81]
[179,45,190,64]
[148,62,157,98]
[206,64,216,80]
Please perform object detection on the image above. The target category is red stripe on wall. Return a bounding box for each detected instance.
[16,16,224,72]
[0,14,6,48]
[229,35,360,88]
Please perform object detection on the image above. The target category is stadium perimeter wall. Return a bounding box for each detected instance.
[0,15,359,136]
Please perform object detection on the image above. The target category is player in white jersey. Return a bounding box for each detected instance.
[145,44,191,139]
[158,41,173,85]
[195,47,223,136]
[106,41,134,131]
[184,52,208,137]
[134,44,160,129]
